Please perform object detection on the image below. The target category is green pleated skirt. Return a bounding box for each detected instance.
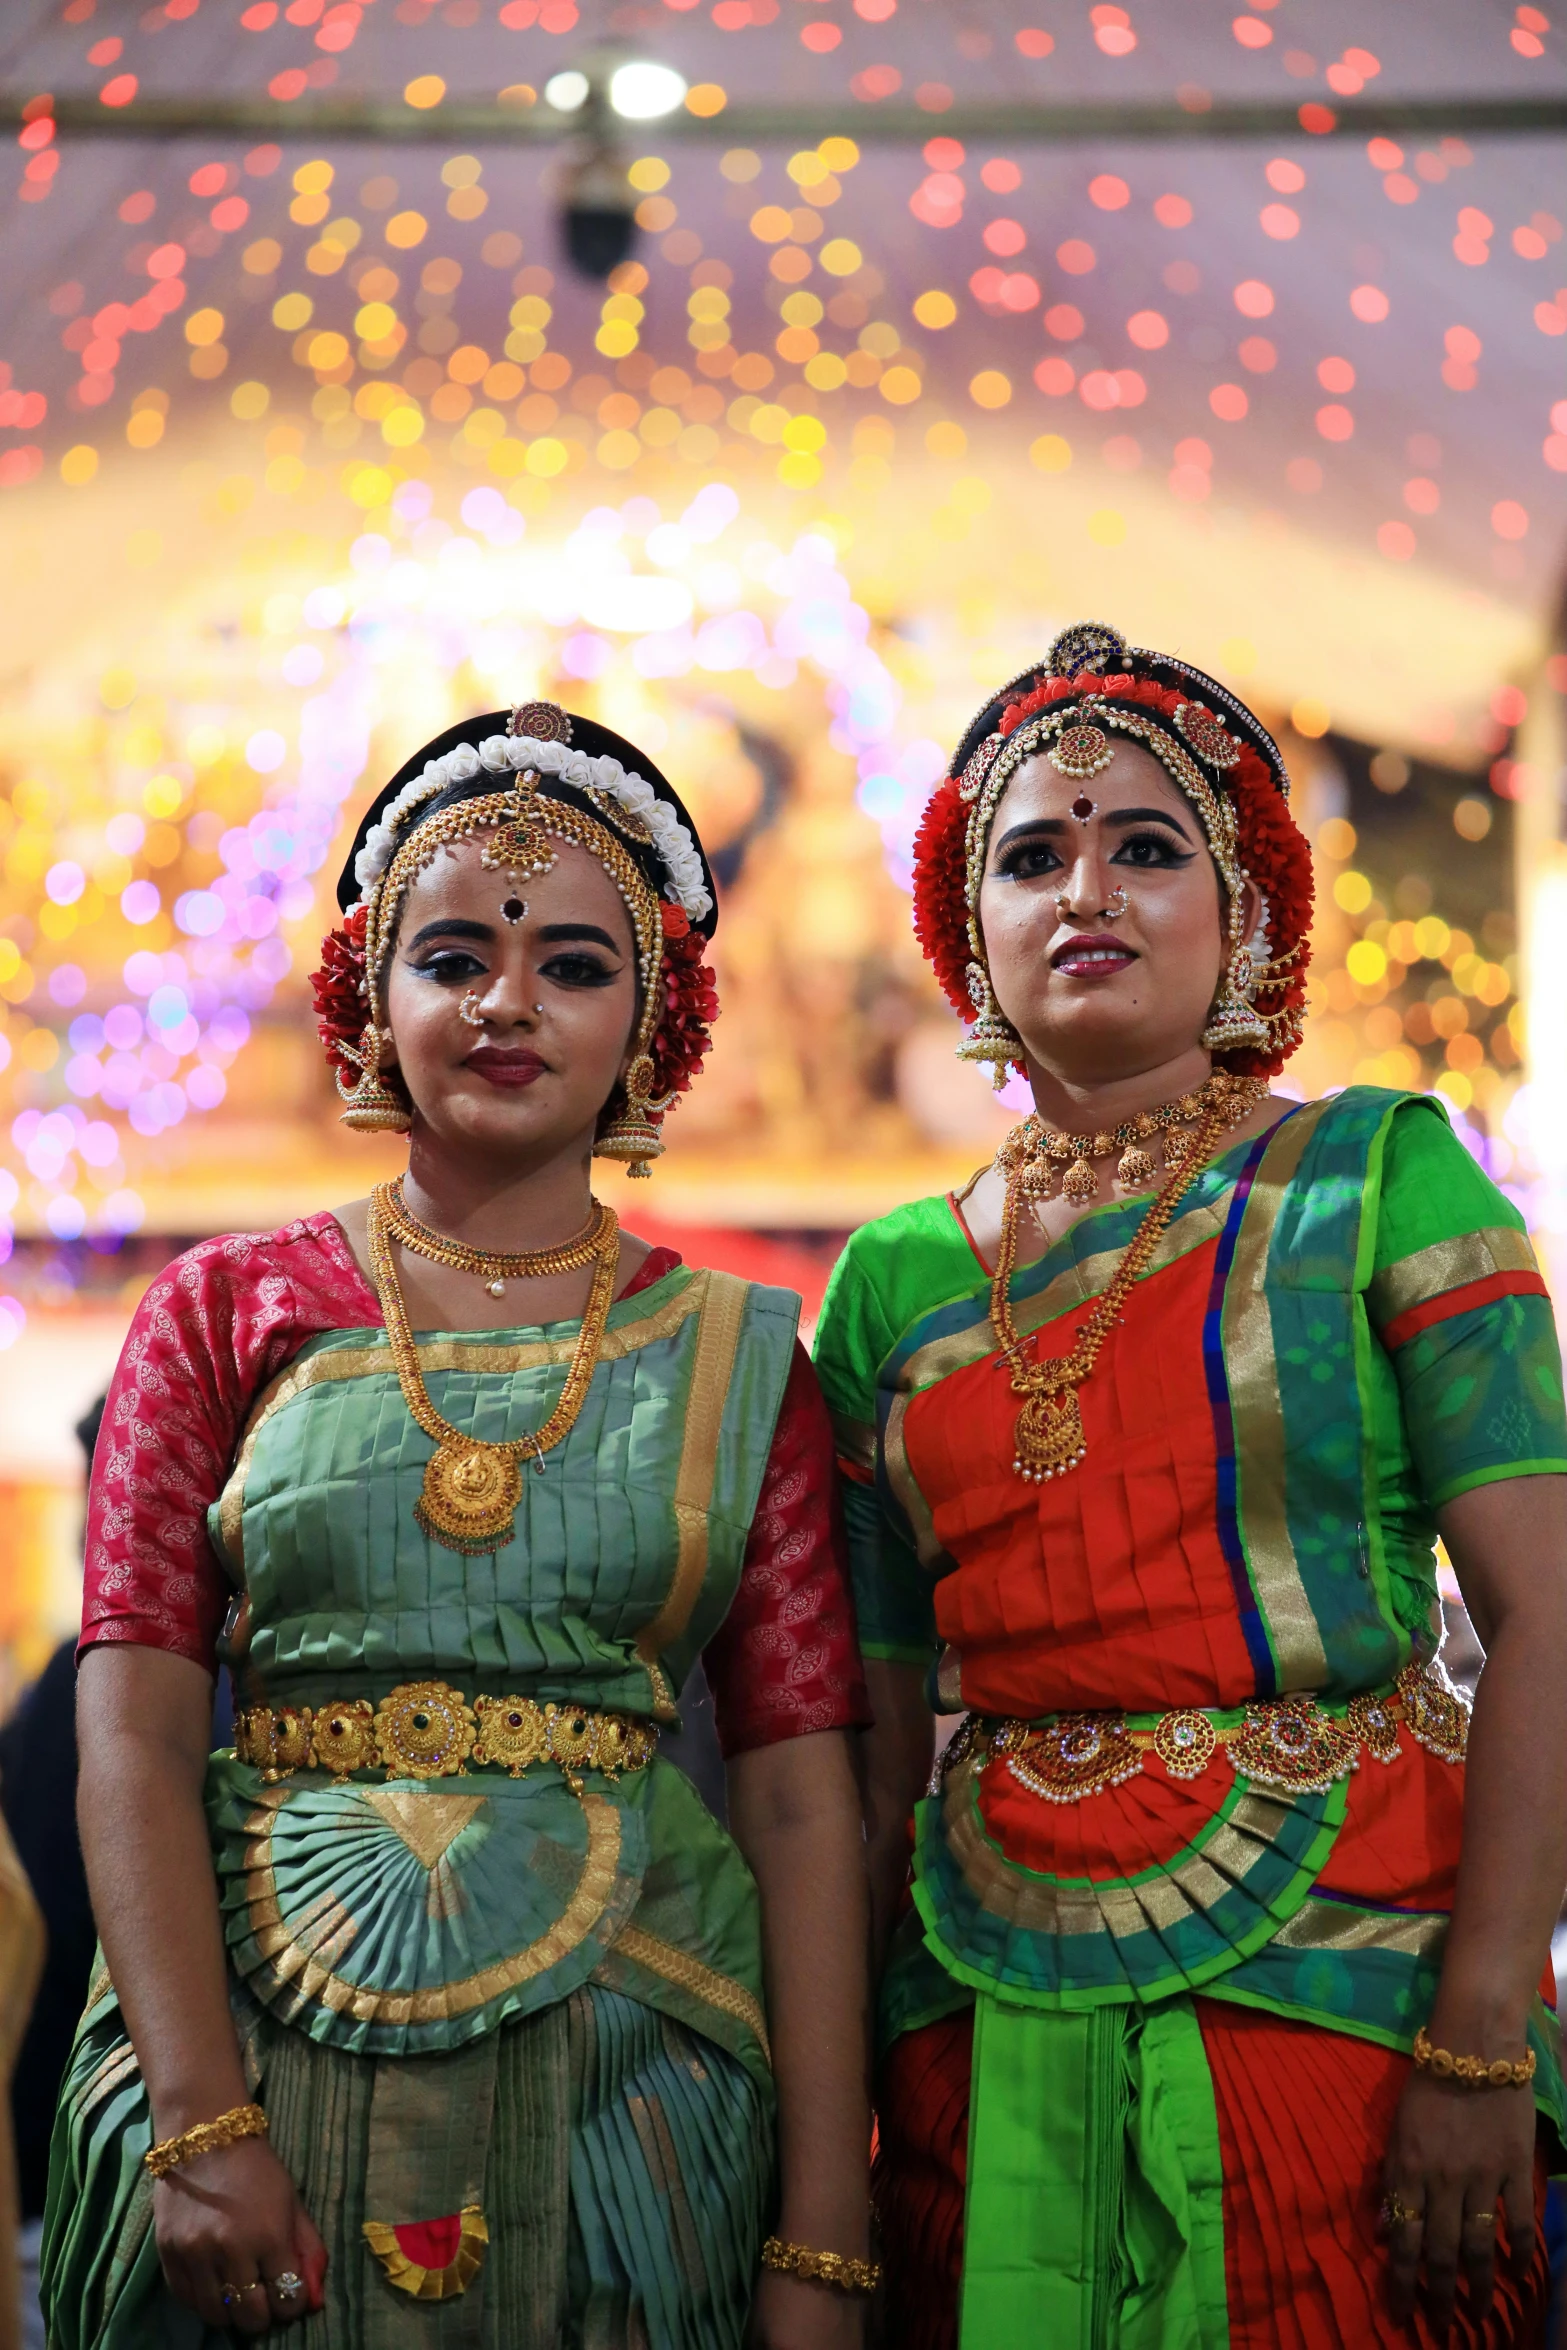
[41,1981,771,2350]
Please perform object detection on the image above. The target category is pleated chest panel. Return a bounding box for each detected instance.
[210,1270,801,1715]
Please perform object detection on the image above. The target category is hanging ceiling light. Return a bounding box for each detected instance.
[608,61,688,120]
[544,54,687,279]
[543,69,590,113]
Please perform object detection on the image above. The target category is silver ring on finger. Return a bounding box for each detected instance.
[272,2271,305,2302]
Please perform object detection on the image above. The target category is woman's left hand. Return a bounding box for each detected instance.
[1382,2069,1537,2335]
[747,2271,866,2349]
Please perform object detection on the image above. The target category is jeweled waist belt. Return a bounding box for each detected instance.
[234,1679,657,1793]
[936,1660,1469,1805]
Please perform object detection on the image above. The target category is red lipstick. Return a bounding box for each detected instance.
[1051,932,1139,979]
[465,1046,547,1088]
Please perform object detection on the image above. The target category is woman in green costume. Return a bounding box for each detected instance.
[815,623,1567,2346]
[43,702,875,2348]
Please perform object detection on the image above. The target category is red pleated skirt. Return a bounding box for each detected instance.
[874,2003,1550,2349]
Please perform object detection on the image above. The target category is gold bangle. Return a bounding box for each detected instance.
[760,2236,882,2296]
[1413,2025,1537,2090]
[144,2102,269,2180]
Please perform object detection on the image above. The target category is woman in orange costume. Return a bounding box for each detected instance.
[815,622,1567,2346]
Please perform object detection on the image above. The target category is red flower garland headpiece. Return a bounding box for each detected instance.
[913,659,1313,1079]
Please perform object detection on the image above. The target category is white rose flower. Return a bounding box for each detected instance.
[1246,893,1272,963]
[353,735,713,922]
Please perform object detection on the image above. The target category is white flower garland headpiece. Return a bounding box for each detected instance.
[350,731,713,923]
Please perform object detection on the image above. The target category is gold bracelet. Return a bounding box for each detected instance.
[144,2102,269,2179]
[760,2236,882,2295]
[1413,2026,1537,2090]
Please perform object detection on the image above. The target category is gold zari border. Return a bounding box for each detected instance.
[1220,1098,1332,1687]
[942,1763,1294,1940]
[240,1785,623,2024]
[606,1922,771,2064]
[1367,1225,1540,1328]
[637,1268,750,1673]
[1270,1898,1447,1960]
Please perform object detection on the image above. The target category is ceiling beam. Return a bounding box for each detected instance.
[3,89,1565,146]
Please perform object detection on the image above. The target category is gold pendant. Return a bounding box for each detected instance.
[1061,1157,1097,1204]
[1013,1384,1087,1483]
[414,1443,524,1555]
[1117,1145,1155,1188]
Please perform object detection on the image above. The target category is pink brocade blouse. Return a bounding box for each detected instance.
[80,1211,870,1757]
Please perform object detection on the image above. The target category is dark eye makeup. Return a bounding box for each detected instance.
[994,823,1197,880]
[407,946,487,984]
[539,951,622,990]
[996,837,1065,880]
[1110,828,1198,869]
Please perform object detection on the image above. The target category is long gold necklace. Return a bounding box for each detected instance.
[990,1073,1264,1484]
[367,1181,620,1555]
[383,1180,608,1299]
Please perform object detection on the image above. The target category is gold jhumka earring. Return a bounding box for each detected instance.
[1201,941,1270,1052]
[339,1029,412,1134]
[955,959,1024,1091]
[593,1054,676,1177]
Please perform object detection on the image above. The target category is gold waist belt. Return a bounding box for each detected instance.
[234,1679,658,1792]
[939,1660,1469,1805]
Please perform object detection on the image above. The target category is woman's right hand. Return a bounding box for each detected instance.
[154,2136,327,2332]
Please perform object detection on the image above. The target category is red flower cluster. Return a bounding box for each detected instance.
[911,775,972,1021]
[1223,745,1314,1079]
[910,670,1314,1079]
[310,903,369,1086]
[650,919,719,1098]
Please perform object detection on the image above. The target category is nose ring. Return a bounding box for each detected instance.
[458,990,487,1029]
[1057,887,1128,923]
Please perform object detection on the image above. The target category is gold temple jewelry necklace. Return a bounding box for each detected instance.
[989,1071,1266,1484]
[1002,1068,1267,1206]
[382,1180,608,1299]
[367,1181,620,1553]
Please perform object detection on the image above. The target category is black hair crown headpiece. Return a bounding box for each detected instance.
[334,700,719,937]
